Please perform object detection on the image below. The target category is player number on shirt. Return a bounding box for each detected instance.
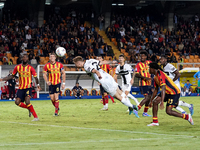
[168,99,173,104]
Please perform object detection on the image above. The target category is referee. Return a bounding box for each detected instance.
[8,70,16,100]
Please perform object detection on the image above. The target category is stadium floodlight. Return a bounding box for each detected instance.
[118,3,124,6]
[72,0,78,1]
[112,3,117,6]
[0,3,4,7]
[45,2,51,5]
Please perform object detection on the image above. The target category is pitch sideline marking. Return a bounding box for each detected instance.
[0,138,176,147]
[0,121,196,139]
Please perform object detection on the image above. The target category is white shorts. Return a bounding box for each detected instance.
[99,72,118,97]
[122,84,132,92]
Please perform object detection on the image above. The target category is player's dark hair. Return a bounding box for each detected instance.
[187,80,189,82]
[149,62,163,70]
[140,50,148,56]
[73,56,83,63]
[119,54,124,58]
[161,55,167,59]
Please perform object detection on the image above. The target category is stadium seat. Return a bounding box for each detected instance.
[7,53,12,57]
[187,64,193,67]
[183,64,188,68]
[184,59,189,63]
[70,68,76,71]
[194,55,199,59]
[0,61,2,65]
[190,55,194,59]
[194,59,198,63]
[64,66,70,71]
[188,59,193,63]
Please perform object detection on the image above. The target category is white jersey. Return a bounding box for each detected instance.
[116,64,133,92]
[163,63,181,90]
[116,64,133,85]
[84,59,118,96]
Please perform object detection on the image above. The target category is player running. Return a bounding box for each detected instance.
[160,55,194,115]
[193,67,200,96]
[73,56,138,114]
[114,54,140,117]
[43,52,66,116]
[96,56,115,111]
[134,50,152,117]
[0,54,41,121]
[148,62,193,126]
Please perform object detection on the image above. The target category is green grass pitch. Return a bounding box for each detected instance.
[0,97,199,150]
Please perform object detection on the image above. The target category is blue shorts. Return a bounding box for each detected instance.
[49,83,61,95]
[16,88,32,102]
[140,86,152,95]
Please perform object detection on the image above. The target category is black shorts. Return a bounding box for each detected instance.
[16,88,32,102]
[158,93,180,108]
[140,86,152,95]
[49,83,61,95]
[100,85,108,95]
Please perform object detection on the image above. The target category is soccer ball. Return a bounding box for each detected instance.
[56,47,66,57]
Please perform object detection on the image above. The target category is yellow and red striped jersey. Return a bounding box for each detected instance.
[135,60,152,86]
[109,67,116,77]
[154,70,180,95]
[12,64,37,89]
[100,64,111,73]
[43,62,64,85]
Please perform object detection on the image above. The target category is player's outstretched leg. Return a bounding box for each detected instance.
[178,101,194,116]
[175,106,186,114]
[138,95,151,117]
[114,88,138,117]
[166,107,193,125]
[127,93,140,105]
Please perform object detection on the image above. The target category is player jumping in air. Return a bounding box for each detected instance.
[134,50,152,117]
[96,56,115,111]
[148,62,193,126]
[43,52,66,116]
[114,54,140,117]
[73,56,138,114]
[0,54,41,121]
[193,67,200,96]
[160,55,194,115]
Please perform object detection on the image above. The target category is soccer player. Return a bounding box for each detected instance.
[0,54,40,121]
[147,62,193,126]
[96,56,115,110]
[114,54,140,117]
[43,52,66,116]
[193,67,200,96]
[73,56,138,114]
[134,50,152,117]
[160,55,194,115]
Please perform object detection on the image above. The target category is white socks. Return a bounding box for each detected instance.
[104,103,108,109]
[179,100,191,108]
[121,93,133,108]
[127,93,140,105]
[176,106,185,113]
